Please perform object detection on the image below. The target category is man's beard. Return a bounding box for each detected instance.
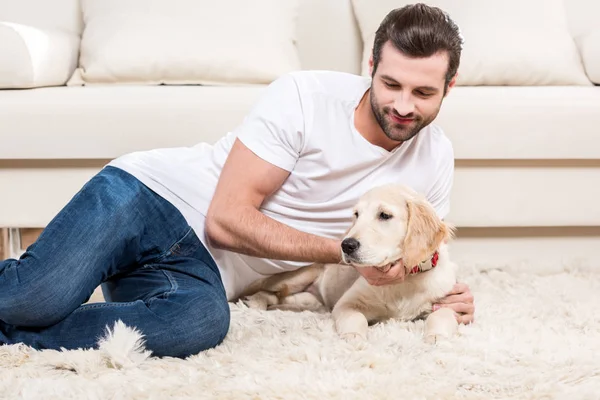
[370,90,440,143]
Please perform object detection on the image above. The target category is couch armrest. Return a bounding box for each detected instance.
[0,21,80,89]
[580,30,600,84]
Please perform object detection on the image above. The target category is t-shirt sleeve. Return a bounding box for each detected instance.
[232,73,305,172]
[427,141,455,220]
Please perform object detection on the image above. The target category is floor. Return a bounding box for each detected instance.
[2,263,599,398]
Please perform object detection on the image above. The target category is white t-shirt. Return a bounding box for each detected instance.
[108,70,455,301]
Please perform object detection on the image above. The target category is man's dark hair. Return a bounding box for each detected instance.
[371,3,463,89]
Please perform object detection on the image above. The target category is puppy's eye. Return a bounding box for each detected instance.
[379,212,393,220]
[354,211,359,218]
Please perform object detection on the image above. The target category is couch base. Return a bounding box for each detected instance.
[1,159,598,227]
[2,160,598,270]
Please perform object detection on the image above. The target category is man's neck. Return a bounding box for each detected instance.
[354,89,402,153]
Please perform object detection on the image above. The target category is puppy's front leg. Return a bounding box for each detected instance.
[423,307,458,344]
[332,302,369,341]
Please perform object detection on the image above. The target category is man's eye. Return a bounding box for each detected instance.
[384,82,399,88]
[379,212,393,220]
[416,91,433,98]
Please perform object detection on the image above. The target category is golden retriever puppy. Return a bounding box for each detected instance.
[239,183,459,343]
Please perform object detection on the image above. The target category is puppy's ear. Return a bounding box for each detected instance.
[402,198,453,269]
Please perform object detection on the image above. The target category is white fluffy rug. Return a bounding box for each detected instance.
[1,264,600,399]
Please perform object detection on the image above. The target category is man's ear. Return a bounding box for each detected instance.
[402,198,453,268]
[444,73,458,97]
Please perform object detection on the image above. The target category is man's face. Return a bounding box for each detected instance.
[369,41,456,143]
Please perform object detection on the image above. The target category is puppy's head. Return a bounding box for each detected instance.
[340,184,453,271]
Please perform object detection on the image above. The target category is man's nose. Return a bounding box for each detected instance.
[393,94,415,116]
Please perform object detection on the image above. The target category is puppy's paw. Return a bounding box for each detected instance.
[241,292,278,310]
[423,331,454,345]
[423,307,458,345]
[241,296,265,310]
[424,333,442,344]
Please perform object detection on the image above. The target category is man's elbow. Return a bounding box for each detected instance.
[204,213,231,250]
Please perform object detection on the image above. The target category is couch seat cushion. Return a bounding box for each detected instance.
[437,86,600,159]
[0,85,267,159]
[1,85,599,160]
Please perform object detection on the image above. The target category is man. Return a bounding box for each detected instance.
[0,4,474,359]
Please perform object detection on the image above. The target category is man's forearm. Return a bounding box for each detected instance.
[205,205,343,264]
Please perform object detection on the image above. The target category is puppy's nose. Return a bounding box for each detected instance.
[341,238,360,255]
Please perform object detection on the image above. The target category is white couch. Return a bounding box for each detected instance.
[1,0,599,270]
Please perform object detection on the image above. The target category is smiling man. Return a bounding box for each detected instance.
[0,4,474,358]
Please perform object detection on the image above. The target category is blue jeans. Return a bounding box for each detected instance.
[0,166,230,358]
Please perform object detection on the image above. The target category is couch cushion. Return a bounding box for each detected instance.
[0,86,266,159]
[2,86,599,160]
[67,0,301,86]
[0,21,79,89]
[564,0,600,39]
[296,0,362,74]
[351,0,591,86]
[436,86,600,159]
[0,0,363,76]
[578,30,600,84]
[0,0,82,34]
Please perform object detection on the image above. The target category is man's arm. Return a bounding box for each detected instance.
[205,139,343,264]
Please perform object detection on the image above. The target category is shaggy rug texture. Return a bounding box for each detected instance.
[1,263,599,399]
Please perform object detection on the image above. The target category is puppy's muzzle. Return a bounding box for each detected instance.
[341,238,360,255]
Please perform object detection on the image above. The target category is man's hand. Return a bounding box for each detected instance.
[433,282,475,324]
[355,260,406,286]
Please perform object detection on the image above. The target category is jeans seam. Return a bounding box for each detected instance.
[147,269,178,306]
[155,226,195,262]
[74,300,140,311]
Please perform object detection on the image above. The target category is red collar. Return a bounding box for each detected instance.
[409,251,439,275]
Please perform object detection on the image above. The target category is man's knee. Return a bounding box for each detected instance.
[150,297,231,359]
[201,300,231,348]
[0,264,81,327]
[0,298,73,328]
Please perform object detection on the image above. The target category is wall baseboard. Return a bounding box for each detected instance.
[2,227,598,277]
[450,235,599,276]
